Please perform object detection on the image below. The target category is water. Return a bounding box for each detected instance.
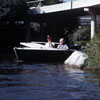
[0,55,100,100]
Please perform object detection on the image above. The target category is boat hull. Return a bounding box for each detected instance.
[14,47,73,63]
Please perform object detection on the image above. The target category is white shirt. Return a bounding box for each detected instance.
[45,42,55,48]
[57,44,69,50]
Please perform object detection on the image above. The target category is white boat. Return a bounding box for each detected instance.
[13,42,74,63]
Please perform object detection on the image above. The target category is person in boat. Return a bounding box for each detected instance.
[57,38,69,50]
[45,35,55,48]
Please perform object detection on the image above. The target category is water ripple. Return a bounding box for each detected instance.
[0,57,100,100]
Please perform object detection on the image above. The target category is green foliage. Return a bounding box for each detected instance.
[83,34,100,69]
[5,0,28,20]
[74,40,88,47]
[0,0,10,19]
[97,15,100,33]
[73,26,90,41]
[67,26,90,45]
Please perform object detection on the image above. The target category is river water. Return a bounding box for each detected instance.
[0,55,100,100]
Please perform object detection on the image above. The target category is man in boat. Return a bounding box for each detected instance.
[45,35,55,48]
[57,38,69,50]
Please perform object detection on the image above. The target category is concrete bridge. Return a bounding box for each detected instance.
[27,0,100,39]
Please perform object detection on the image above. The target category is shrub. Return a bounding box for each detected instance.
[83,34,100,69]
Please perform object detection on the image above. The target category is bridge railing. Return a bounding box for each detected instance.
[26,0,44,8]
[64,0,78,3]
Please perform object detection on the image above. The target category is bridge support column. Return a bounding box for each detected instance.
[40,23,45,41]
[91,15,96,39]
[25,20,31,42]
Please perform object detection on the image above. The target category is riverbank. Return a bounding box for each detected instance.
[83,34,100,70]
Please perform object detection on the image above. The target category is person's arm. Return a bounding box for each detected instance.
[49,42,55,48]
[57,45,60,49]
[65,44,69,50]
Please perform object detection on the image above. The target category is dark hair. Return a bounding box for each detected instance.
[47,35,51,39]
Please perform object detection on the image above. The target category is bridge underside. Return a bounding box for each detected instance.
[28,8,88,22]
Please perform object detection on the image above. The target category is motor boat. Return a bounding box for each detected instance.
[13,42,74,63]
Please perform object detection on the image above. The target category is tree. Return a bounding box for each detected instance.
[0,0,30,53]
[0,0,10,19]
[97,15,100,33]
[2,0,28,21]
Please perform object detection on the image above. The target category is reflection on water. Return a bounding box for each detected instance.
[84,70,100,87]
[0,55,100,100]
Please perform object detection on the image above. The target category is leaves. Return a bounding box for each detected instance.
[84,34,100,69]
[0,0,29,21]
[0,0,10,19]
